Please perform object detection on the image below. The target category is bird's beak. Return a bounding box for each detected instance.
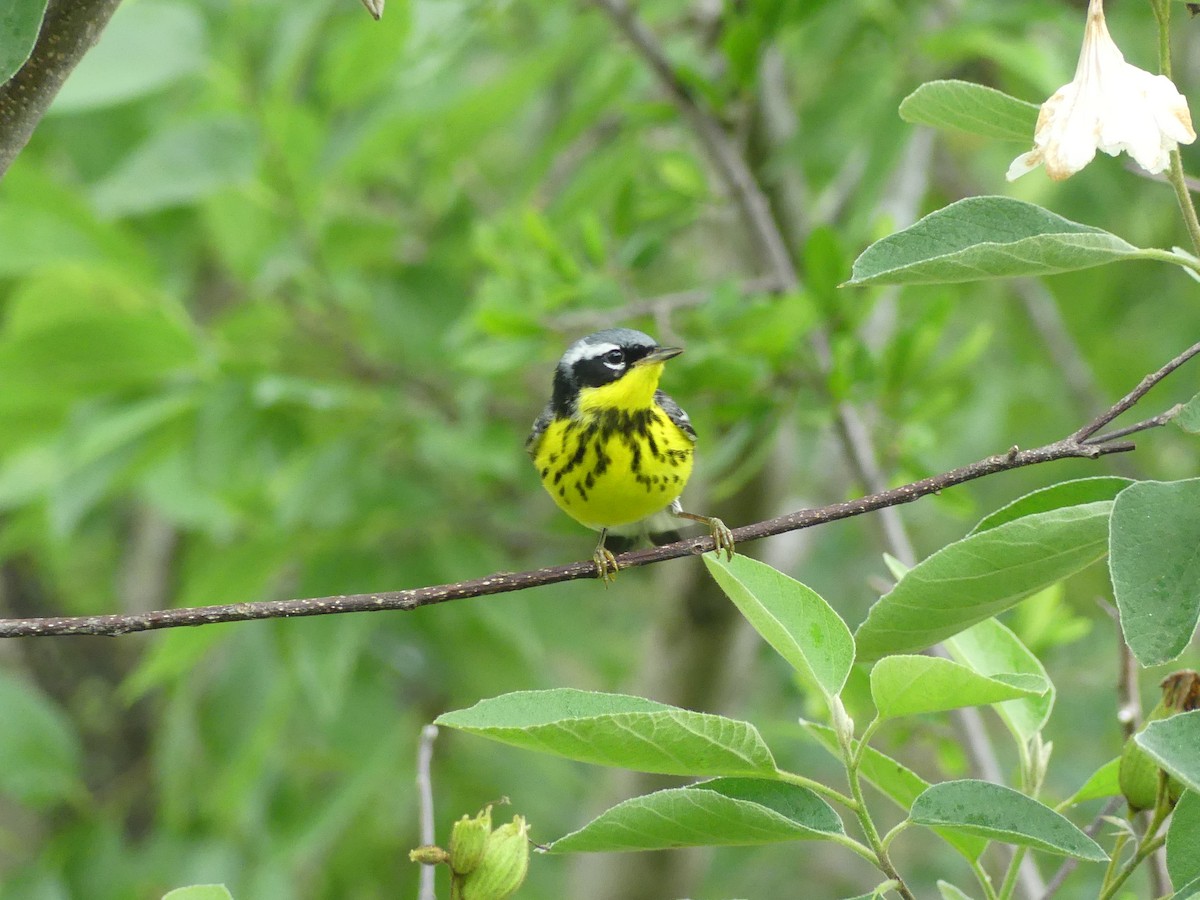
[634,346,683,367]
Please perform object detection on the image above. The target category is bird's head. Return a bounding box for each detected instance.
[550,328,682,416]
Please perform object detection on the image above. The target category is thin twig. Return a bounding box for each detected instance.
[1083,404,1182,446]
[588,0,797,288]
[1071,342,1200,442]
[4,348,1194,638]
[1038,797,1123,900]
[1152,0,1200,258]
[416,724,439,900]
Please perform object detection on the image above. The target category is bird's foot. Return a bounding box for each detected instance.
[708,517,735,561]
[593,546,619,585]
[674,509,736,560]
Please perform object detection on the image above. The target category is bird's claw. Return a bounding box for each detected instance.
[709,518,735,561]
[593,547,619,585]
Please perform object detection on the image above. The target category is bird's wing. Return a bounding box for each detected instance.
[525,403,555,458]
[655,390,697,443]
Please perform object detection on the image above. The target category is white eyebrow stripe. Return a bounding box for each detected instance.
[561,341,620,368]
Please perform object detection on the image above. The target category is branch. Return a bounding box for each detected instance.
[0,0,124,179]
[5,339,1197,638]
[1072,340,1200,441]
[588,0,798,293]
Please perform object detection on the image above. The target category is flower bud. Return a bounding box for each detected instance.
[449,806,493,875]
[458,815,530,900]
[1119,736,1160,812]
[1119,670,1199,811]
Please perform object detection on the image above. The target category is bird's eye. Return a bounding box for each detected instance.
[603,348,624,367]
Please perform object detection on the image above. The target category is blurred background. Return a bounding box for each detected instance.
[1,0,1199,897]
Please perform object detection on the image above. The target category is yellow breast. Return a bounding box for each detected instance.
[532,404,695,530]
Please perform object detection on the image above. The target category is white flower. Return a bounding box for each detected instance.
[1007,0,1196,181]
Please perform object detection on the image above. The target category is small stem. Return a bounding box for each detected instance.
[851,719,883,771]
[1098,833,1167,900]
[880,819,911,852]
[773,768,857,810]
[828,831,881,864]
[1152,0,1171,79]
[836,721,917,900]
[1100,830,1130,891]
[1137,246,1200,275]
[846,771,915,900]
[1149,0,1200,255]
[1098,790,1172,900]
[1082,404,1181,446]
[968,856,999,900]
[998,846,1028,900]
[1167,150,1200,257]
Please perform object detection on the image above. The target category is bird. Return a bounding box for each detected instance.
[526,328,734,582]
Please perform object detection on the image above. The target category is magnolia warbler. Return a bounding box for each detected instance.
[526,328,734,581]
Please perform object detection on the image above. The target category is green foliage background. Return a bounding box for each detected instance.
[1,0,1198,897]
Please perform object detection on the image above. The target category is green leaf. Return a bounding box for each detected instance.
[870,655,1046,720]
[943,619,1054,746]
[911,780,1108,861]
[882,552,909,581]
[436,690,777,777]
[1110,479,1200,665]
[847,197,1150,287]
[92,117,259,218]
[0,672,83,808]
[855,503,1111,662]
[1061,757,1121,807]
[50,1,206,113]
[546,777,843,853]
[1168,792,1200,891]
[1176,874,1200,900]
[0,170,151,277]
[971,478,1132,534]
[1010,583,1093,655]
[800,722,987,859]
[704,554,854,698]
[1135,711,1200,795]
[937,882,979,900]
[899,80,1039,142]
[162,888,234,900]
[0,0,50,83]
[0,312,199,437]
[1177,392,1200,434]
